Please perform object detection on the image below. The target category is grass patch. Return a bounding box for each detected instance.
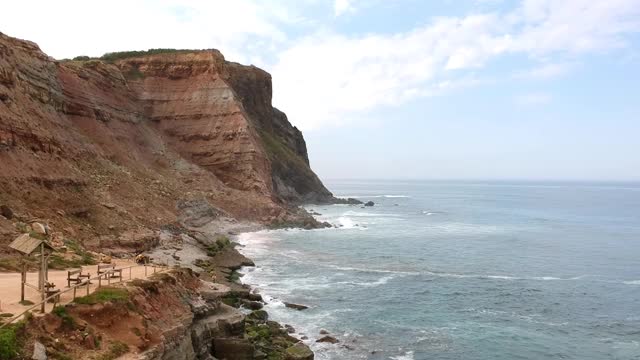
[74,287,128,305]
[18,300,34,306]
[0,322,24,360]
[64,239,96,265]
[48,241,96,270]
[52,306,75,328]
[97,341,129,360]
[0,313,13,318]
[49,254,95,269]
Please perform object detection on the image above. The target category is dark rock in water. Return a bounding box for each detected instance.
[213,338,254,360]
[285,342,314,360]
[334,197,363,205]
[316,335,339,344]
[300,335,309,340]
[285,324,296,333]
[247,293,263,302]
[319,329,329,335]
[242,299,264,310]
[364,201,375,207]
[284,302,309,311]
[0,205,13,219]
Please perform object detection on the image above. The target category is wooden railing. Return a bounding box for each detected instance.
[0,263,167,329]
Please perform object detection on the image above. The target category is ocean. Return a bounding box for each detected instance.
[238,180,640,360]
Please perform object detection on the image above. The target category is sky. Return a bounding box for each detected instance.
[1,0,639,181]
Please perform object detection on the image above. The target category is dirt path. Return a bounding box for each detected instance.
[0,259,160,319]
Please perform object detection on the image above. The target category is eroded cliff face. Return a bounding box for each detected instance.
[0,32,333,253]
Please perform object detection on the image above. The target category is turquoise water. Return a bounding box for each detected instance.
[238,180,640,360]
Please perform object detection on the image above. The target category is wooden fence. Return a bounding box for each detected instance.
[0,263,167,329]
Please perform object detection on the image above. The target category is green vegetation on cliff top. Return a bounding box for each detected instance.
[67,48,207,63]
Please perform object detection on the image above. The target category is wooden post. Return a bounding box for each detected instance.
[129,267,132,280]
[20,260,26,303]
[40,244,45,313]
[98,274,102,288]
[86,280,90,295]
[145,264,147,276]
[73,286,77,300]
[107,272,111,285]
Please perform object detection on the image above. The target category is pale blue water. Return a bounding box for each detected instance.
[238,180,640,360]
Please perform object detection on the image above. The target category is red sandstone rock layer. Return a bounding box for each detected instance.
[0,32,333,252]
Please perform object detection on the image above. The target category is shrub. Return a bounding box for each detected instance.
[0,322,24,360]
[52,306,75,328]
[99,49,194,63]
[216,235,231,248]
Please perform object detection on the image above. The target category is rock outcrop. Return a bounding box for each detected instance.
[19,268,313,360]
[0,32,336,254]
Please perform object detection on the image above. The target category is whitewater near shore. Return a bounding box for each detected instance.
[237,180,640,360]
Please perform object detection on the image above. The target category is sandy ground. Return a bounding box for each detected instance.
[0,259,163,319]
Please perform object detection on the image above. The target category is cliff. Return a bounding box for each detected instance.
[0,32,335,254]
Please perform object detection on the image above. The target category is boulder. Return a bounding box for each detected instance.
[0,205,13,219]
[319,329,329,335]
[316,335,339,344]
[285,324,296,334]
[247,293,263,302]
[247,309,268,322]
[31,222,47,235]
[284,302,309,311]
[213,338,254,360]
[334,198,363,205]
[32,341,47,360]
[364,201,375,207]
[242,299,263,310]
[285,343,314,360]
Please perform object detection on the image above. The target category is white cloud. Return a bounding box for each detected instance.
[0,0,294,63]
[514,62,575,80]
[514,92,552,106]
[1,0,638,131]
[334,0,354,16]
[272,0,640,130]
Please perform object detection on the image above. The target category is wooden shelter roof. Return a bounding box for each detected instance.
[9,234,55,255]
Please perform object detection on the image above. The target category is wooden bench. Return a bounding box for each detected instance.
[44,282,60,303]
[98,263,122,279]
[67,268,91,287]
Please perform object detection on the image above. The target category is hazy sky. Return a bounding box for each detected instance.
[2,0,639,181]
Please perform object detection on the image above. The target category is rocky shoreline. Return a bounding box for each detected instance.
[137,207,319,360]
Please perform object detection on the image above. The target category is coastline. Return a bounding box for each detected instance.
[232,222,352,360]
[173,216,321,359]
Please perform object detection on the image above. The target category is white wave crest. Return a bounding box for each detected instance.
[624,280,640,285]
[391,351,415,360]
[338,195,410,198]
[335,275,394,288]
